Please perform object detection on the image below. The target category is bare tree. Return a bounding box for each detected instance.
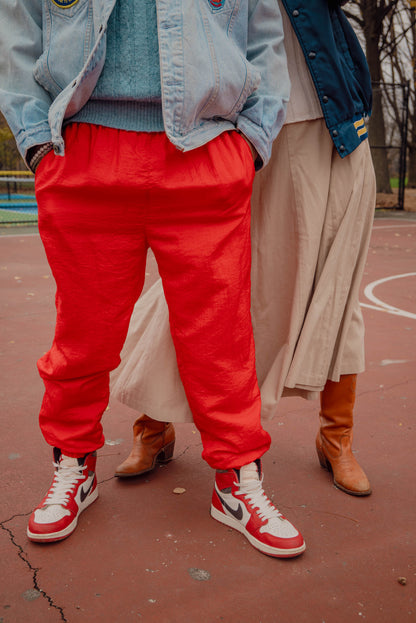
[406,4,416,186]
[383,2,416,187]
[344,0,402,193]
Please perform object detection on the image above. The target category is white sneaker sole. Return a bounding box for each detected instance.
[210,504,306,558]
[27,488,99,543]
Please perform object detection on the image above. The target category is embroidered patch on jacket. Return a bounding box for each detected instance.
[208,0,226,10]
[51,0,80,8]
[354,117,368,139]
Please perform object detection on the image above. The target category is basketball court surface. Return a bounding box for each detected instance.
[0,212,415,622]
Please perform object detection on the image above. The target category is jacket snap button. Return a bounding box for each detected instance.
[340,144,345,152]
[322,95,329,103]
[308,51,316,59]
[292,10,299,17]
[332,130,338,137]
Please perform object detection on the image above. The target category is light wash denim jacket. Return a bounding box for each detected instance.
[0,0,289,168]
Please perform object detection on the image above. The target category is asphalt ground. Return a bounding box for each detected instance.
[0,210,415,623]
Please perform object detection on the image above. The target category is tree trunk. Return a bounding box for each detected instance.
[369,85,393,193]
[407,8,416,188]
[361,3,392,193]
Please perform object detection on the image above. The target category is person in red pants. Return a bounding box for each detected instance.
[0,0,305,558]
[114,0,373,498]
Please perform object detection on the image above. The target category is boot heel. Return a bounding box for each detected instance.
[158,440,175,463]
[316,443,332,473]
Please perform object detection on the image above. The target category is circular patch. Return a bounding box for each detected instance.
[208,0,225,8]
[51,0,80,8]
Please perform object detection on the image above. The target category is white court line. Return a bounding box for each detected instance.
[362,272,416,320]
[360,302,416,320]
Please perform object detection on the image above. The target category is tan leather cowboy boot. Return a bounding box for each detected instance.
[115,414,175,477]
[316,374,371,496]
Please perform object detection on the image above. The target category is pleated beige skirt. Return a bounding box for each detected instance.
[111,119,376,422]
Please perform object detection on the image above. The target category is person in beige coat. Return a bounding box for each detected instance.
[112,0,375,498]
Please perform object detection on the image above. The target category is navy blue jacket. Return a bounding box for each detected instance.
[281,0,372,157]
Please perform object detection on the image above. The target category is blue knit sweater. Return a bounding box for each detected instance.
[71,0,164,132]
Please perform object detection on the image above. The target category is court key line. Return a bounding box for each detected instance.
[361,272,416,320]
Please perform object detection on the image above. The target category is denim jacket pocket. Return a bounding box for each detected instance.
[34,0,93,98]
[190,10,261,124]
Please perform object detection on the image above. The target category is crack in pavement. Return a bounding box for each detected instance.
[97,443,202,482]
[98,440,202,480]
[357,378,412,396]
[0,514,67,622]
[280,504,360,523]
[172,442,202,461]
[1,448,203,621]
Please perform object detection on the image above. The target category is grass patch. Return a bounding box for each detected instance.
[390,177,408,188]
[0,208,37,224]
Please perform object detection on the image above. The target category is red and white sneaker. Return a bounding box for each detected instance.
[211,460,305,558]
[27,448,98,543]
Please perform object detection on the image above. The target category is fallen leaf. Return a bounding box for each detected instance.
[173,487,186,495]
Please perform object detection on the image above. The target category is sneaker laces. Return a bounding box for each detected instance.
[236,464,283,522]
[44,457,86,507]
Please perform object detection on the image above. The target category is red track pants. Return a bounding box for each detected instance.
[35,124,271,469]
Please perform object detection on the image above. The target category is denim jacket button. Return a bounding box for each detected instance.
[308,51,316,59]
[332,130,338,137]
[322,95,329,103]
[292,10,299,17]
[340,144,345,152]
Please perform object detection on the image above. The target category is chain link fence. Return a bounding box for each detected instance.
[0,171,37,226]
[371,80,410,211]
